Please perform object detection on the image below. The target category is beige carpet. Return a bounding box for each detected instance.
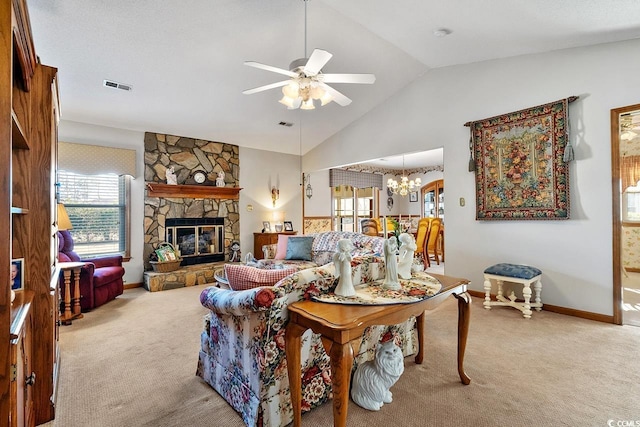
[43,282,640,427]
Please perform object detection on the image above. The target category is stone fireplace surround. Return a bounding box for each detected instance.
[143,132,240,271]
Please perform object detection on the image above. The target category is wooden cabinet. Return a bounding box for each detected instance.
[253,232,297,258]
[421,179,444,222]
[2,1,59,425]
[10,291,34,427]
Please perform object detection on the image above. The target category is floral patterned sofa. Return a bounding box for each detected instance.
[196,254,418,427]
[257,231,385,271]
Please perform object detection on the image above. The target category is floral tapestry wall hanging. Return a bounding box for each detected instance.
[466,97,577,220]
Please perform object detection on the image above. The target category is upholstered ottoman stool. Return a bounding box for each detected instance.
[483,263,542,319]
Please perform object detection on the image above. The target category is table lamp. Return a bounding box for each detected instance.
[57,203,73,230]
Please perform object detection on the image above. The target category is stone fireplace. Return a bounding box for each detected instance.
[143,132,240,271]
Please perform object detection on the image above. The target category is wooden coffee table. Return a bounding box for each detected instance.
[285,273,471,427]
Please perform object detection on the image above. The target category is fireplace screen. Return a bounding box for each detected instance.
[168,226,223,257]
[165,218,224,264]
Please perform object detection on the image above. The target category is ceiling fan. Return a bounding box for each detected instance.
[242,0,375,110]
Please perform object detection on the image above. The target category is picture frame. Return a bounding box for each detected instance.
[262,221,271,232]
[409,191,418,202]
[11,258,24,290]
[284,221,293,231]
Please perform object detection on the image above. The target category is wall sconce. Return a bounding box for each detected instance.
[304,174,313,199]
[271,186,279,207]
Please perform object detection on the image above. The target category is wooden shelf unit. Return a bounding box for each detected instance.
[11,111,29,150]
[146,182,242,199]
[10,290,34,427]
[2,0,60,425]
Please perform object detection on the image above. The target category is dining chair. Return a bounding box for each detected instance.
[426,218,442,265]
[414,217,432,268]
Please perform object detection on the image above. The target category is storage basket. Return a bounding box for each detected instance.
[150,259,182,273]
[150,242,182,272]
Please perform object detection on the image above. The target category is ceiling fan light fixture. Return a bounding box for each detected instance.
[300,98,315,110]
[320,91,333,106]
[282,81,300,98]
[242,0,375,109]
[279,96,296,108]
[310,84,325,100]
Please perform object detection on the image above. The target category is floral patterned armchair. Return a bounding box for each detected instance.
[196,256,417,427]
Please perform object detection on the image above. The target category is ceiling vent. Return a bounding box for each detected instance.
[103,79,133,92]
[278,121,294,127]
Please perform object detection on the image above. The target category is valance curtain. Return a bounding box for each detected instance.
[58,141,137,177]
[621,156,640,192]
[329,168,383,189]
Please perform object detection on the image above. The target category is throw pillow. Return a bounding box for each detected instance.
[285,236,314,261]
[274,234,290,260]
[224,264,295,291]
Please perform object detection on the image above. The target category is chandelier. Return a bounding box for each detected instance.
[387,156,421,196]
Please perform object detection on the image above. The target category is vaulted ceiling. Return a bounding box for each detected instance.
[28,0,640,157]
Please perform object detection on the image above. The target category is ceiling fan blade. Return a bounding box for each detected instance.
[304,49,333,76]
[320,83,352,107]
[244,61,298,78]
[322,73,376,84]
[242,80,290,95]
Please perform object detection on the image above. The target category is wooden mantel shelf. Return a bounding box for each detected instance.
[146,182,242,199]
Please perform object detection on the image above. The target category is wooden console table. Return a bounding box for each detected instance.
[285,273,471,427]
[58,262,86,325]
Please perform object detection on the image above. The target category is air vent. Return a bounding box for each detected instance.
[103,79,133,92]
[278,121,294,127]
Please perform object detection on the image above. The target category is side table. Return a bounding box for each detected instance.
[58,261,86,325]
[285,273,471,427]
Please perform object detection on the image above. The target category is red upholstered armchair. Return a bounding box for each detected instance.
[57,230,125,311]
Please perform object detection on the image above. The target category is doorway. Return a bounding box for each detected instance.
[612,103,640,326]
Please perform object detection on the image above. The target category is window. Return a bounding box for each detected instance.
[58,171,130,257]
[624,186,640,222]
[332,186,377,232]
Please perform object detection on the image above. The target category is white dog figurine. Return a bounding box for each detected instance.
[351,340,405,411]
[333,239,355,297]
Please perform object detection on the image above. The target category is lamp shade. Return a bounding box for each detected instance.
[57,203,73,230]
[272,211,285,224]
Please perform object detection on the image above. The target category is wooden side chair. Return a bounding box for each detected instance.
[426,218,442,265]
[414,218,432,268]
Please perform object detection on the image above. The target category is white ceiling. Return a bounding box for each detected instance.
[28,0,640,159]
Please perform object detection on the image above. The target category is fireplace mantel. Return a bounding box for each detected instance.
[146,182,242,199]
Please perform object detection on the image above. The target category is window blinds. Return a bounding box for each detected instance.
[58,141,137,177]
